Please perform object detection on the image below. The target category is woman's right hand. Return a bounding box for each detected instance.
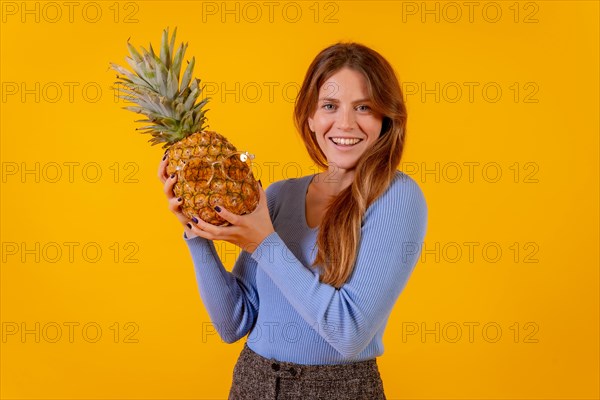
[158,153,198,239]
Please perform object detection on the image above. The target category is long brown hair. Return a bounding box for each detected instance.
[294,42,407,289]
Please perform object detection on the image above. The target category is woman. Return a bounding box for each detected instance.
[158,42,428,399]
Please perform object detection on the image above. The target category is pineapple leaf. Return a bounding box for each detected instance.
[182,113,193,132]
[158,96,175,118]
[114,85,143,99]
[193,109,208,130]
[174,100,185,117]
[149,43,156,59]
[166,69,179,100]
[140,52,157,84]
[172,42,187,82]
[112,27,211,141]
[193,96,210,111]
[123,106,144,113]
[169,26,177,60]
[152,125,173,132]
[126,40,143,63]
[179,56,195,95]
[124,57,154,88]
[160,28,170,69]
[110,62,137,80]
[139,45,151,58]
[183,87,199,110]
[116,95,139,103]
[190,77,199,92]
[116,74,153,92]
[158,116,179,128]
[154,58,169,97]
[136,125,162,131]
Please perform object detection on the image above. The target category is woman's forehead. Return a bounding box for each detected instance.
[318,68,370,98]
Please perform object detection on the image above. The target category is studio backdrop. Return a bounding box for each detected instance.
[1,1,598,399]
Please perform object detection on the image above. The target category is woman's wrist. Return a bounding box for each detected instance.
[249,230,276,255]
[183,229,199,240]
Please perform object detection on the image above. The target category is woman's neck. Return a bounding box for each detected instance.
[314,168,355,197]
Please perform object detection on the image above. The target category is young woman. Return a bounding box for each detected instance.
[158,42,428,399]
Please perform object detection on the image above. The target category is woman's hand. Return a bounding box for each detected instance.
[158,152,275,251]
[187,181,275,254]
[157,152,198,239]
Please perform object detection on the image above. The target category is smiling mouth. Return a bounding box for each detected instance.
[329,137,363,146]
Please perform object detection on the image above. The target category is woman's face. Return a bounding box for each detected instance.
[308,67,383,173]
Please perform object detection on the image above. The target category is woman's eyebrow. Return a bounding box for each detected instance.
[317,97,372,103]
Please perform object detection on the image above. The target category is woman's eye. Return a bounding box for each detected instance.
[322,103,335,110]
[356,104,371,112]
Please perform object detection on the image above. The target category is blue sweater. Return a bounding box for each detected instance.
[184,171,428,365]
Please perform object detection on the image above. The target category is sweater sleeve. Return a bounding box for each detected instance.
[183,180,285,344]
[250,173,428,359]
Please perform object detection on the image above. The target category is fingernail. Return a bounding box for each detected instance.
[163,154,167,161]
[186,223,192,228]
[177,197,182,202]
[258,179,262,187]
[192,217,198,223]
[214,206,221,212]
[170,174,175,179]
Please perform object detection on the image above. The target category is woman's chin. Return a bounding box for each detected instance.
[326,159,359,173]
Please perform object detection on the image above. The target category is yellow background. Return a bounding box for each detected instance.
[1,1,598,399]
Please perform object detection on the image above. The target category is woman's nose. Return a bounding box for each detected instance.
[337,108,355,131]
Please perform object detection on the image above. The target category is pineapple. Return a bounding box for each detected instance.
[110,27,259,226]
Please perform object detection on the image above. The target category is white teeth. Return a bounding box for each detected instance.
[331,137,362,146]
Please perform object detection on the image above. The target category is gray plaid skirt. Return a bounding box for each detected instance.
[228,343,386,399]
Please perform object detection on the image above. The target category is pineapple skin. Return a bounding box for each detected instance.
[166,131,259,226]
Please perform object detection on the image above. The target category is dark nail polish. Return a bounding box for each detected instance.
[163,155,167,161]
[258,179,262,187]
[170,174,175,179]
[186,223,192,229]
[214,206,221,212]
[177,197,182,202]
[192,217,198,223]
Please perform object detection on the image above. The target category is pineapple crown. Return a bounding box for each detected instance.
[110,27,209,148]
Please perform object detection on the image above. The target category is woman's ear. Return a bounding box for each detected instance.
[308,117,315,133]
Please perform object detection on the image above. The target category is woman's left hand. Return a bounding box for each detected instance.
[187,182,275,253]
